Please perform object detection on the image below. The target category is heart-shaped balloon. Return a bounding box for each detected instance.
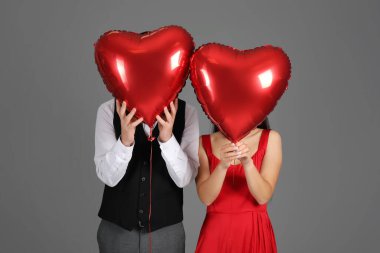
[94,25,194,127]
[190,43,291,143]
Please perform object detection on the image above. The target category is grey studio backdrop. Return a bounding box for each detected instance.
[0,0,379,252]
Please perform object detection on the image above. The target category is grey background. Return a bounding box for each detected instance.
[1,0,379,252]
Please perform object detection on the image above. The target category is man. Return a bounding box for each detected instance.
[94,96,199,253]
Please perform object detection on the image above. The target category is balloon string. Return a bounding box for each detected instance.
[233,142,237,185]
[232,159,235,185]
[147,127,155,253]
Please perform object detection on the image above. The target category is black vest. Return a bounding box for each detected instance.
[98,98,186,232]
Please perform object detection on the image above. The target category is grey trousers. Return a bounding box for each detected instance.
[97,219,185,253]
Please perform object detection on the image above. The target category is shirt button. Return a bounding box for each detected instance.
[139,209,144,214]
[143,161,147,166]
[141,177,146,182]
[138,220,144,228]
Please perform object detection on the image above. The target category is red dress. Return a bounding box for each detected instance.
[195,129,277,253]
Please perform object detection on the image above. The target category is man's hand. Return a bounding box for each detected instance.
[116,98,143,146]
[156,98,178,143]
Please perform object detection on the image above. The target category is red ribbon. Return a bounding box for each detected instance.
[147,127,155,253]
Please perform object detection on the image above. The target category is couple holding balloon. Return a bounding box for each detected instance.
[93,25,291,253]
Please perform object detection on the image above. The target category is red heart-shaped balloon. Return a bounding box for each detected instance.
[190,43,291,142]
[94,26,194,127]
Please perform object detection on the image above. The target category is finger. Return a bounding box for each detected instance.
[222,152,238,158]
[116,98,121,115]
[227,153,241,160]
[169,101,177,117]
[163,107,172,122]
[223,156,239,162]
[229,157,240,163]
[156,115,167,126]
[120,100,127,117]
[221,145,239,153]
[239,147,250,154]
[125,107,136,122]
[222,149,239,157]
[131,117,144,127]
[221,142,236,149]
[175,98,178,109]
[222,149,241,157]
[239,146,251,156]
[237,143,249,151]
[237,144,247,151]
[238,149,250,158]
[157,111,166,121]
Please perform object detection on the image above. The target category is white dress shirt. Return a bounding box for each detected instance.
[94,98,200,188]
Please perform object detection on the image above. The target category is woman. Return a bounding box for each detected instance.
[195,118,282,253]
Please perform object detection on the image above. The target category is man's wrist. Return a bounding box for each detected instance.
[121,137,134,147]
[113,136,135,158]
[158,132,173,143]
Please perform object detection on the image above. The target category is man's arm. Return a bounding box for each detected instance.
[94,101,134,187]
[157,104,200,188]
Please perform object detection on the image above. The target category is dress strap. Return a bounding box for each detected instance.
[258,129,271,155]
[201,134,212,158]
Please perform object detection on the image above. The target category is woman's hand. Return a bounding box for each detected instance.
[116,98,144,146]
[218,142,241,169]
[235,141,252,167]
[156,99,178,142]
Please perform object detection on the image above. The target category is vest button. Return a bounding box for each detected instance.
[139,209,144,214]
[143,161,148,166]
[141,177,146,182]
[140,192,145,197]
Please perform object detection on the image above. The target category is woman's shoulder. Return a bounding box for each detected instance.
[199,133,216,150]
[201,131,221,143]
[199,133,211,143]
[200,131,218,138]
[264,128,282,148]
[265,128,281,139]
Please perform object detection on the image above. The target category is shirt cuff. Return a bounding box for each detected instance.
[112,136,135,160]
[157,134,186,163]
[158,133,176,149]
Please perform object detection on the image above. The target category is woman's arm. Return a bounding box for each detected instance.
[238,130,283,205]
[195,137,239,206]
